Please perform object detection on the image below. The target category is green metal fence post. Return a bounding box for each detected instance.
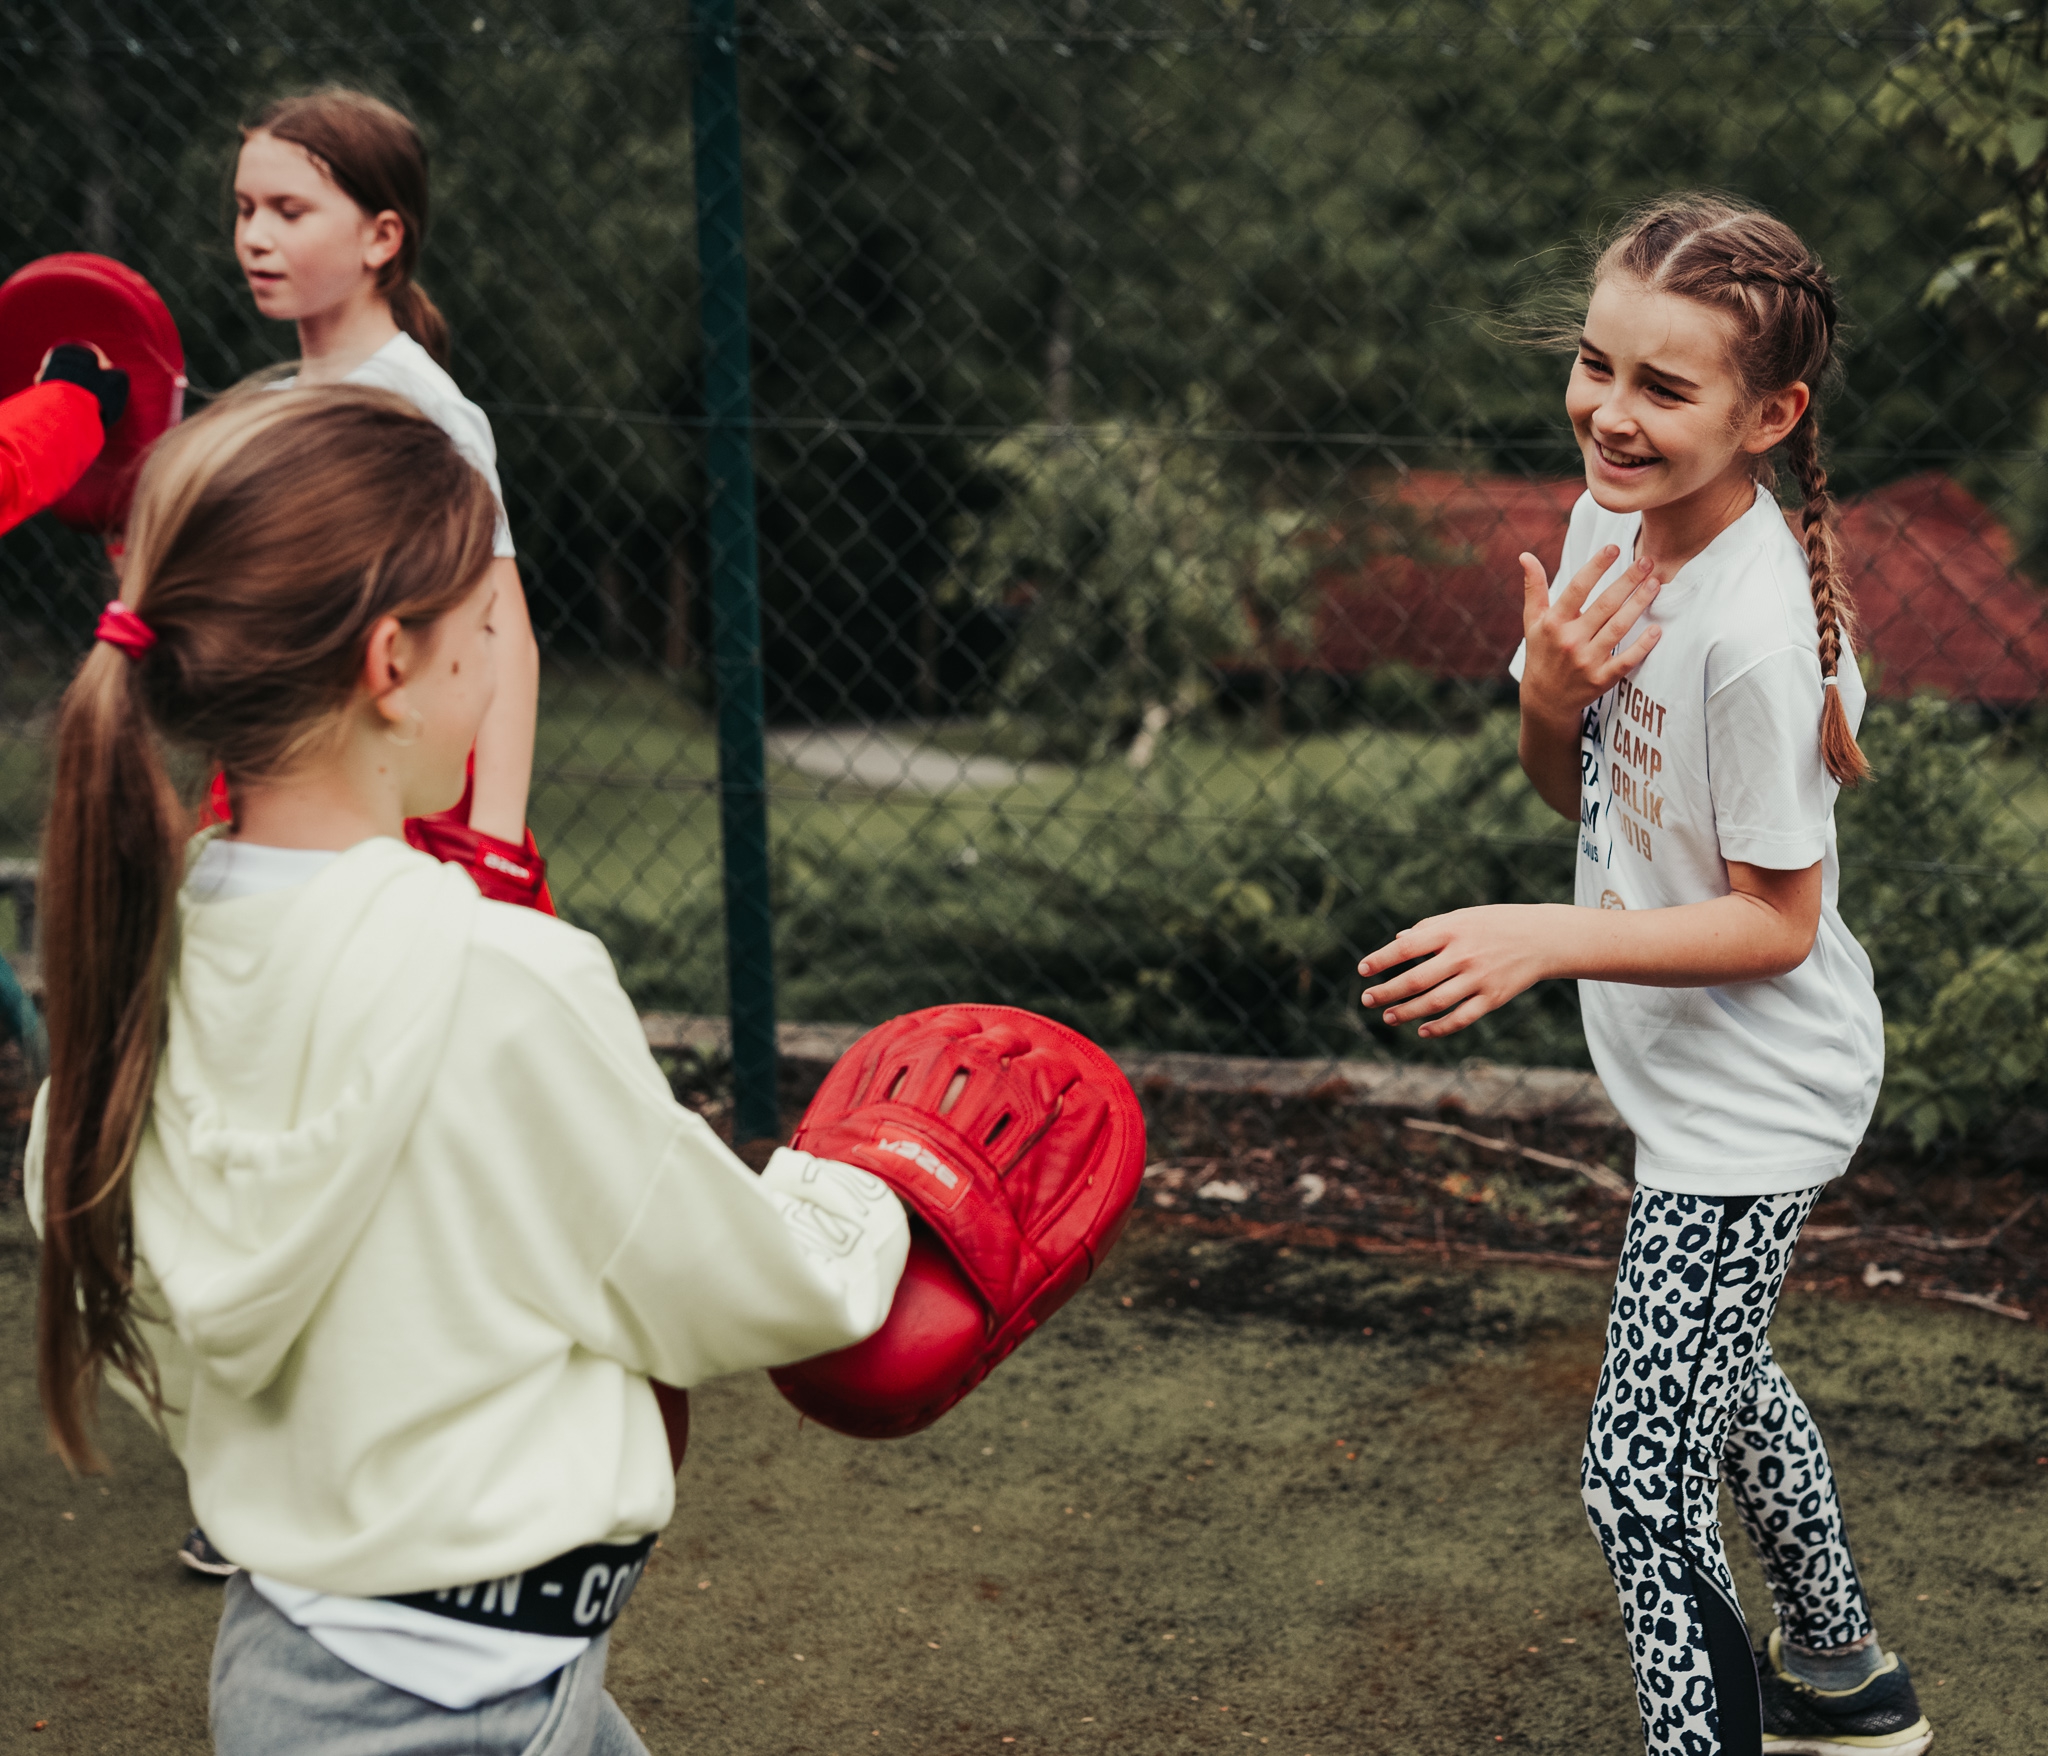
[690,0,778,1143]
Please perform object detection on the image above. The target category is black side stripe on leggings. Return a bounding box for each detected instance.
[1671,1198,1762,1756]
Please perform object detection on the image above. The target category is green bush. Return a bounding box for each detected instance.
[1881,942,2048,1149]
[574,691,2048,1150]
[760,712,1588,1069]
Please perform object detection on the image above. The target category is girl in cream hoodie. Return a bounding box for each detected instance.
[29,385,909,1755]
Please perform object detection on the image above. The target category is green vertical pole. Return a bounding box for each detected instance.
[690,0,779,1143]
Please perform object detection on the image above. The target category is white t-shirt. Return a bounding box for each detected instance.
[282,332,516,559]
[1510,485,1883,1194]
[188,836,586,1709]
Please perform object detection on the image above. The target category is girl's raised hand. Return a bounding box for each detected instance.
[1519,543,1660,721]
[1357,904,1561,1039]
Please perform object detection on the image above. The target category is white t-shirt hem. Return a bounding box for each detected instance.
[250,1573,587,1709]
[1631,1153,1844,1197]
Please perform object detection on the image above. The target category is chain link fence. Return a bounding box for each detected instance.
[7,2,2048,1158]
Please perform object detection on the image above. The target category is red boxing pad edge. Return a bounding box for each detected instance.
[769,1004,1146,1438]
[0,253,185,533]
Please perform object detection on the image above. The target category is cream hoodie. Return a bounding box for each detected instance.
[26,836,908,1599]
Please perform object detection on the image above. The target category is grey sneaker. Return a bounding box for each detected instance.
[1759,1629,1933,1754]
[176,1526,239,1578]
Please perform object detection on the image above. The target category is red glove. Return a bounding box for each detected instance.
[200,772,558,918]
[769,1005,1146,1438]
[0,379,105,538]
[403,809,555,914]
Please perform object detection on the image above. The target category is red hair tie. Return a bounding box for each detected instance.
[95,600,156,660]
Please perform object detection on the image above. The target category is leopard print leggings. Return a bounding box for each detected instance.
[1581,1187,1874,1756]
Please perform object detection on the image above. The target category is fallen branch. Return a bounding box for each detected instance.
[1804,1224,1987,1250]
[1921,1286,2033,1323]
[1401,1116,1632,1200]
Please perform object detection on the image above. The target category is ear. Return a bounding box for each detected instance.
[363,209,406,275]
[359,614,412,726]
[1745,380,1811,455]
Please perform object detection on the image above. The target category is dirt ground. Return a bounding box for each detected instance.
[5,1194,2046,1756]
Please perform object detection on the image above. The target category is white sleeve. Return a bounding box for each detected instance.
[474,928,910,1387]
[598,1141,911,1388]
[1706,645,1832,869]
[423,395,517,560]
[348,349,517,558]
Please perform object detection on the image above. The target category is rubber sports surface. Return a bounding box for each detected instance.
[4,1201,2042,1753]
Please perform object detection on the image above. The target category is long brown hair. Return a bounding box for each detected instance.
[248,87,450,366]
[36,386,496,1470]
[1596,194,1867,787]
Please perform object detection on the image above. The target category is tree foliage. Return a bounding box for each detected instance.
[1882,5,2048,324]
[955,403,1318,759]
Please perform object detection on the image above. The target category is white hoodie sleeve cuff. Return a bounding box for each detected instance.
[593,1135,911,1390]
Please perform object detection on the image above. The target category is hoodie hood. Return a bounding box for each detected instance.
[138,837,479,1399]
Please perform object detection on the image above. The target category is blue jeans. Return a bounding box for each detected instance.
[210,1572,651,1756]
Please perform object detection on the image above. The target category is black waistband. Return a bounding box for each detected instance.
[383,1533,657,1640]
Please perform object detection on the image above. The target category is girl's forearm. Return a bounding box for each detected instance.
[1519,698,1583,822]
[468,557,539,842]
[1533,888,1817,988]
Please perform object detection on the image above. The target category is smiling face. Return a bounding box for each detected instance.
[233,130,401,324]
[1566,275,1766,518]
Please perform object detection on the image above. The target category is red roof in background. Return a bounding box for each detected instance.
[1314,468,2048,705]
[1840,472,2048,704]
[1315,471,1578,682]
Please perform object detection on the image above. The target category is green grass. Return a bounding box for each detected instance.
[5,1203,2043,1754]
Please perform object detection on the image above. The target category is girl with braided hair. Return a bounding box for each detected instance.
[1359,194,1927,1756]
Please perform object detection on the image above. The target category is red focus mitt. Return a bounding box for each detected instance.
[769,1005,1145,1438]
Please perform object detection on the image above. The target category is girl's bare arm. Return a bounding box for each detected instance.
[1357,860,1823,1039]
[467,556,538,843]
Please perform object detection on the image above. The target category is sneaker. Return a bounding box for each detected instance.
[175,1526,239,1578]
[1759,1629,1933,1754]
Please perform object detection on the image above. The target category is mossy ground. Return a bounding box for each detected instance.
[5,1206,2044,1754]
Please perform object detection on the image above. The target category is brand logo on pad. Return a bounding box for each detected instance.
[875,1134,970,1210]
[482,850,532,880]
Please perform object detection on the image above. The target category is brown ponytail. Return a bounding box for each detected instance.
[248,88,451,367]
[35,649,184,1471]
[36,386,496,1470]
[1596,194,1869,787]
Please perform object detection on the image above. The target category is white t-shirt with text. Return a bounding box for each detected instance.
[1511,485,1883,1194]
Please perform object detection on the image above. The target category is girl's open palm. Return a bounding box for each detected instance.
[1519,543,1661,721]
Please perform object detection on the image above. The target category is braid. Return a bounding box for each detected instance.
[1602,193,1863,787]
[1785,417,1870,787]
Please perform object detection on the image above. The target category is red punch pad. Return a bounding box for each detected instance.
[0,253,185,532]
[770,1231,987,1438]
[768,1004,1147,1439]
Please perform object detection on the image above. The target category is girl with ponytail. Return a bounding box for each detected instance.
[1358,196,1928,1756]
[231,86,543,883]
[30,388,907,1751]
